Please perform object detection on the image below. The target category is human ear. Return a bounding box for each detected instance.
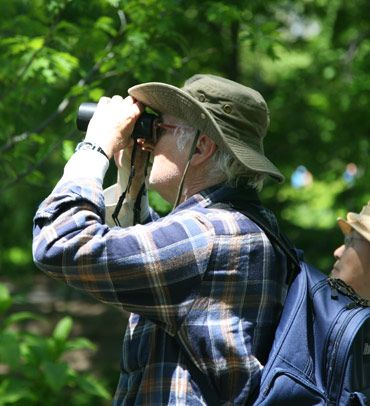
[190,134,217,166]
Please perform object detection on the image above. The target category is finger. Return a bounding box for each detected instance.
[141,145,155,152]
[121,96,145,119]
[123,96,143,110]
[97,96,111,106]
[125,95,136,104]
[131,100,145,116]
[111,95,124,103]
[138,138,155,151]
[136,101,145,114]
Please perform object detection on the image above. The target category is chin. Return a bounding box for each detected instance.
[330,268,339,278]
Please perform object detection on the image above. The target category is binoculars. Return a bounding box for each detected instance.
[76,102,157,141]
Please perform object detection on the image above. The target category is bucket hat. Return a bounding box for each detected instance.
[128,74,284,183]
[337,202,370,243]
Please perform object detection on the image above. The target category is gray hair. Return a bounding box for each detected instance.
[176,129,265,191]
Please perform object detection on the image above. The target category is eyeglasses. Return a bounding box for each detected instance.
[153,122,193,142]
[344,234,364,248]
[155,122,192,131]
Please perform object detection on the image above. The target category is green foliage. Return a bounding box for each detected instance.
[0,0,369,273]
[0,283,111,406]
[148,190,173,216]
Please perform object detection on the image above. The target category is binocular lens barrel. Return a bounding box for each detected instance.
[76,102,156,141]
[76,102,97,132]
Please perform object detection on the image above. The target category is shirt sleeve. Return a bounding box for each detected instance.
[32,152,215,335]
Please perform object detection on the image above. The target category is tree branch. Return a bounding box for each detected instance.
[0,7,127,155]
[0,130,75,195]
[343,30,370,82]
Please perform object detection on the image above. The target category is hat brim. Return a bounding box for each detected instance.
[337,218,353,236]
[129,82,284,183]
[337,214,370,242]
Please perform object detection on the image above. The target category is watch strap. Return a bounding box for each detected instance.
[75,141,109,160]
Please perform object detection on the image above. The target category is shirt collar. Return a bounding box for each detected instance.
[171,182,261,214]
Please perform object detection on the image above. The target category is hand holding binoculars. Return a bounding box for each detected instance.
[76,102,157,142]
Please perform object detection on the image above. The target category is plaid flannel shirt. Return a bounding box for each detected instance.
[33,153,288,405]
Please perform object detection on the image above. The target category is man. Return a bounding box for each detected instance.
[33,74,289,405]
[331,202,370,300]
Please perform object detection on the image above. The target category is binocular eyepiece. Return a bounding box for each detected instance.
[76,102,157,141]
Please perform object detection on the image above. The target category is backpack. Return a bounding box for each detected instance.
[180,201,370,405]
[239,203,370,406]
[251,255,370,406]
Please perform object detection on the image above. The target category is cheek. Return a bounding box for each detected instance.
[152,151,177,171]
[336,251,364,287]
[152,138,184,173]
[149,151,182,184]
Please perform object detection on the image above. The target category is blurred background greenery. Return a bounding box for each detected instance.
[1,0,369,403]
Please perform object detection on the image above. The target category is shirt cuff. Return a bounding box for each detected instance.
[57,149,109,186]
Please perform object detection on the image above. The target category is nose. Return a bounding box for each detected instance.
[334,244,345,260]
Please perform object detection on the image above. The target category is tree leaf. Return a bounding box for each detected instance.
[0,378,31,406]
[43,361,69,391]
[62,140,75,161]
[64,337,96,352]
[0,284,12,316]
[52,316,73,343]
[74,374,111,399]
[2,311,45,330]
[21,332,51,365]
[0,330,20,368]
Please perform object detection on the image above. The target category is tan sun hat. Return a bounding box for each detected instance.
[128,74,284,183]
[337,202,370,242]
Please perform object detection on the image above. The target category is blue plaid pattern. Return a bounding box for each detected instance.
[33,179,288,405]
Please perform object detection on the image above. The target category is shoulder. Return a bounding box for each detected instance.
[182,205,265,237]
[159,206,215,235]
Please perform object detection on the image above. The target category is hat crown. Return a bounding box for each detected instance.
[360,204,370,218]
[183,74,270,145]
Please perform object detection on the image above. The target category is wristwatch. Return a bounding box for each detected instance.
[75,141,109,160]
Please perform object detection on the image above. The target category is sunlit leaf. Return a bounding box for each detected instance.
[52,316,73,343]
[64,337,96,352]
[62,140,75,161]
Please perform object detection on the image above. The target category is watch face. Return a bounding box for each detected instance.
[76,142,94,152]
